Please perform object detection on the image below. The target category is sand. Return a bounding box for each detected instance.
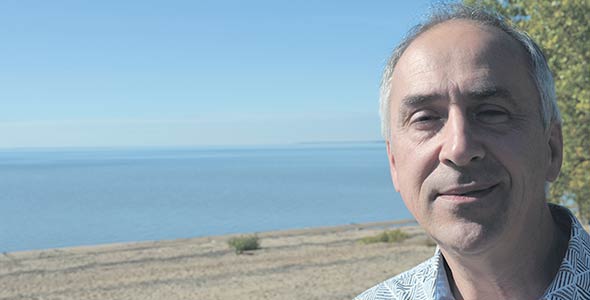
[0,220,435,300]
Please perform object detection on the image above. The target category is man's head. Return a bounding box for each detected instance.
[382,4,563,254]
[380,4,560,141]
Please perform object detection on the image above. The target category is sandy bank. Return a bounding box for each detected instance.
[0,220,435,300]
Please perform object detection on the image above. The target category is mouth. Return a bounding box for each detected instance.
[436,184,499,203]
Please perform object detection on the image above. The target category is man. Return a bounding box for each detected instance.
[356,4,590,300]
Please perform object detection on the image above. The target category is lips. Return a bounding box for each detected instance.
[436,183,499,202]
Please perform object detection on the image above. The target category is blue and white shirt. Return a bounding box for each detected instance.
[355,205,590,300]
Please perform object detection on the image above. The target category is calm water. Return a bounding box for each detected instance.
[0,143,410,253]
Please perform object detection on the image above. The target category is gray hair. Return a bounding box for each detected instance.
[380,3,561,141]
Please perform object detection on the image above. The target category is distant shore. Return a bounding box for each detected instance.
[0,219,436,300]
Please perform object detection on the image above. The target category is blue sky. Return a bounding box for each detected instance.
[0,0,434,148]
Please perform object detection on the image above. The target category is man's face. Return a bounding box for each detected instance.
[387,20,562,254]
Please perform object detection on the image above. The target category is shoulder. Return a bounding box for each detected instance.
[354,256,439,300]
[543,205,590,299]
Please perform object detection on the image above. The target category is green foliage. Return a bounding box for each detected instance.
[227,235,260,254]
[359,229,409,244]
[464,0,590,222]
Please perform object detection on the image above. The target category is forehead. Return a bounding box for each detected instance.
[390,20,536,112]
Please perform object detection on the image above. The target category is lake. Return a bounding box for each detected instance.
[0,143,410,253]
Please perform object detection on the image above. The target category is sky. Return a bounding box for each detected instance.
[0,0,436,149]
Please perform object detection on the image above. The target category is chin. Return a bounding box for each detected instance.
[433,220,504,256]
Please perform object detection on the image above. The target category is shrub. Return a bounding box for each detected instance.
[227,235,260,254]
[359,229,409,244]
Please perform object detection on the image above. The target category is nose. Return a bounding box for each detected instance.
[439,109,485,167]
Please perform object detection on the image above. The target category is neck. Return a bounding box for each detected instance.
[441,204,569,300]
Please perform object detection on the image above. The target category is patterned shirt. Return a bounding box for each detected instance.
[355,205,590,300]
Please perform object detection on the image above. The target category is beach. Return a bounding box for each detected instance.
[0,220,435,300]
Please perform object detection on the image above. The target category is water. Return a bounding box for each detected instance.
[0,143,410,253]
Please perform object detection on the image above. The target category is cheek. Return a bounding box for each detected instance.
[493,132,548,175]
[393,145,436,213]
[486,131,550,198]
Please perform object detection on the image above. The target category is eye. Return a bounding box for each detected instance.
[409,110,442,129]
[410,110,439,122]
[474,106,510,124]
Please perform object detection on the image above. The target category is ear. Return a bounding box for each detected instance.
[545,122,563,182]
[386,141,401,192]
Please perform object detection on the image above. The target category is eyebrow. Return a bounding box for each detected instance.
[400,93,442,108]
[466,86,513,102]
[399,86,513,109]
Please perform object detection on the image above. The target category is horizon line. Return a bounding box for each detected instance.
[0,140,384,152]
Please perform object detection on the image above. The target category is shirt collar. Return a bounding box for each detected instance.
[542,204,590,298]
[433,247,455,300]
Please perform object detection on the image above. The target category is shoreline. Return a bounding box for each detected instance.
[5,219,418,255]
[1,219,435,300]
